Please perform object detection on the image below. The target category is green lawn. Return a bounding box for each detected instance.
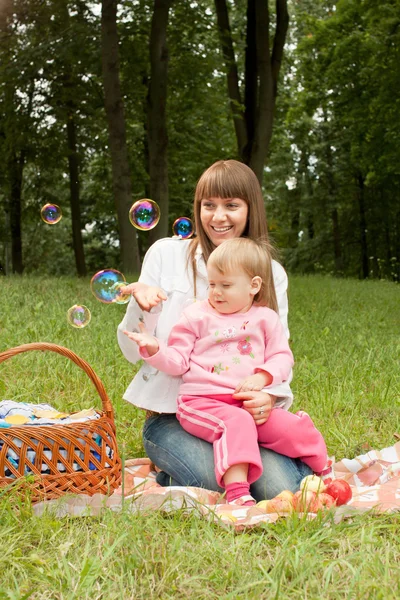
[0,274,399,599]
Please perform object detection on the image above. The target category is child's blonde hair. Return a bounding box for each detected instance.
[207,238,278,312]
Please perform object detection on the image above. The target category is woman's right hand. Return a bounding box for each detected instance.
[120,282,167,311]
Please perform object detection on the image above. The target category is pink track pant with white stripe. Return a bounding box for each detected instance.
[177,394,328,488]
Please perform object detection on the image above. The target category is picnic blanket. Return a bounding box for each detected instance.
[32,439,400,530]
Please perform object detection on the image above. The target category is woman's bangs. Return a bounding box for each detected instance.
[197,168,248,202]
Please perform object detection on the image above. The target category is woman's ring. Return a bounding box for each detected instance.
[259,407,265,415]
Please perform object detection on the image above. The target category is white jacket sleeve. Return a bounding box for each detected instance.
[117,243,164,365]
[265,262,293,409]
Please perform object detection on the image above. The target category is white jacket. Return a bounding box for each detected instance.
[117,237,293,413]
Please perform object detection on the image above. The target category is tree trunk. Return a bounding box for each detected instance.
[214,0,248,157]
[214,0,289,182]
[58,2,87,277]
[357,174,368,279]
[331,208,341,272]
[243,0,256,163]
[325,137,342,273]
[3,209,11,275]
[6,76,35,275]
[395,210,400,282]
[101,0,140,274]
[146,0,173,246]
[248,1,273,181]
[1,1,24,274]
[8,152,24,273]
[66,113,87,276]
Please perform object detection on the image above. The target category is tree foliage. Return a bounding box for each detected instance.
[0,0,398,280]
[266,0,400,280]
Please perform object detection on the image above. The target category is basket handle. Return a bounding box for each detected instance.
[0,342,114,421]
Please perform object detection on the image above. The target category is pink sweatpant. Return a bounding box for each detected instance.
[177,394,328,488]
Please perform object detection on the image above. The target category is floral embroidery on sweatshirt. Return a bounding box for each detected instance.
[219,342,230,353]
[223,326,236,339]
[232,356,241,365]
[237,337,254,358]
[214,331,223,344]
[240,321,249,331]
[211,362,229,374]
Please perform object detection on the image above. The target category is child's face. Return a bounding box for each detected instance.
[207,264,261,314]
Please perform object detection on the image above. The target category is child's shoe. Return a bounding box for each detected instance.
[229,495,256,507]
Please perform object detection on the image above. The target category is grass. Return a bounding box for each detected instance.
[0,273,399,599]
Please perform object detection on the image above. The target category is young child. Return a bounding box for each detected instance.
[124,238,328,506]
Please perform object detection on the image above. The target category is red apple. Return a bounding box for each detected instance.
[292,490,322,513]
[325,479,352,506]
[318,493,336,509]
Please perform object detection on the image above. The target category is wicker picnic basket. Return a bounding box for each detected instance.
[0,343,122,502]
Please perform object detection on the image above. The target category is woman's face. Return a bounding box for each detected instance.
[200,197,248,246]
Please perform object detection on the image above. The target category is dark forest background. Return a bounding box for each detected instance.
[1,0,399,281]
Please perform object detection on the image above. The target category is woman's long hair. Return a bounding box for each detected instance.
[187,160,278,310]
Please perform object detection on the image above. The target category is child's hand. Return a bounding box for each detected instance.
[123,322,159,356]
[234,372,272,393]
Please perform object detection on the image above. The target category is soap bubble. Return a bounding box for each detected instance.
[90,269,126,304]
[172,217,194,239]
[110,281,131,305]
[129,199,160,231]
[41,203,62,224]
[67,305,91,329]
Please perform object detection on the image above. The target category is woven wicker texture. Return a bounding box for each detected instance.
[0,343,122,502]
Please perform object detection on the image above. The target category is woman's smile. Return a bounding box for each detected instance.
[211,226,233,232]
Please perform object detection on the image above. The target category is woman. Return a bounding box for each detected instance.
[117,160,312,500]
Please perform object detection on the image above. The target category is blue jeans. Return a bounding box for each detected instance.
[143,413,312,502]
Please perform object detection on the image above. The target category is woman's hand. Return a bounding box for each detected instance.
[120,282,167,311]
[123,322,159,356]
[232,390,276,425]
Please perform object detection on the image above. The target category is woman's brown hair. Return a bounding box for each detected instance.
[187,160,277,308]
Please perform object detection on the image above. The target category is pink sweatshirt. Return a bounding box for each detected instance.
[140,300,294,396]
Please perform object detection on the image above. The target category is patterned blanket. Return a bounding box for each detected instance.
[32,439,400,530]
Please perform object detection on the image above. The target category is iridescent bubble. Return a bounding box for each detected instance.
[172,217,194,239]
[129,199,160,231]
[90,269,126,304]
[41,203,62,225]
[110,281,131,305]
[67,305,91,329]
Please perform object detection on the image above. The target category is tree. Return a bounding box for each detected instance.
[101,0,140,274]
[214,0,289,182]
[55,2,88,276]
[0,0,36,274]
[268,0,400,280]
[146,0,173,244]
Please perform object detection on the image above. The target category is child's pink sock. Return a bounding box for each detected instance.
[225,481,255,506]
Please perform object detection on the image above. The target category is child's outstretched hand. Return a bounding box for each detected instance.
[234,372,272,393]
[123,322,159,357]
